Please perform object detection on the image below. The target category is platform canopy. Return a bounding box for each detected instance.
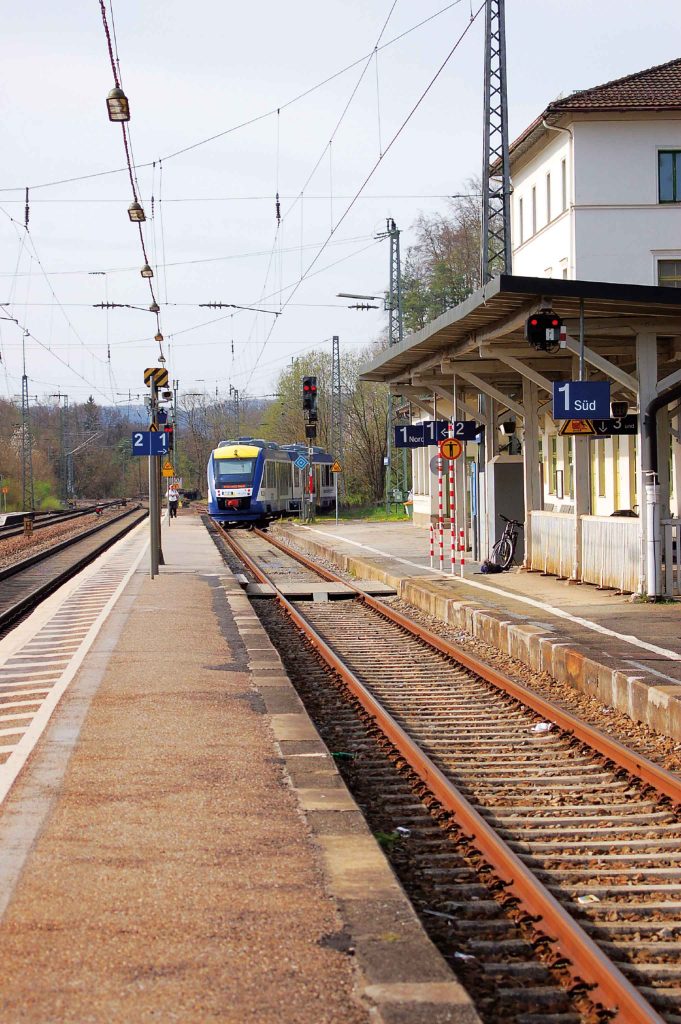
[359,274,681,399]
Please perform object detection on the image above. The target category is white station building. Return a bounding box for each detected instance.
[361,58,681,597]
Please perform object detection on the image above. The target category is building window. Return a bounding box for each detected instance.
[562,267,568,280]
[561,159,567,211]
[546,172,551,222]
[597,439,607,498]
[659,150,681,203]
[518,197,524,244]
[658,259,681,287]
[531,186,537,234]
[549,436,557,494]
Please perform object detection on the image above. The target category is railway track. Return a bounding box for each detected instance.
[216,522,681,1024]
[0,501,125,540]
[0,505,147,632]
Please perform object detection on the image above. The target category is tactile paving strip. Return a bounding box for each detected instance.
[0,522,148,804]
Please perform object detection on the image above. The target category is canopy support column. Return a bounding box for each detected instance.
[521,379,540,567]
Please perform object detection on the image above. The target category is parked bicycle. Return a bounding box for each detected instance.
[491,514,523,569]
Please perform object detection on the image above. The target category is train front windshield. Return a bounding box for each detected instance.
[214,458,255,484]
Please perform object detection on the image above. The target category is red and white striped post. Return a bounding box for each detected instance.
[459,527,465,576]
[429,523,434,568]
[448,424,456,574]
[437,455,444,573]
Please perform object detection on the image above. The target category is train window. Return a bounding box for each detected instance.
[277,462,290,494]
[215,459,254,482]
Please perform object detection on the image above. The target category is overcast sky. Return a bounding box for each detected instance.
[0,1,678,411]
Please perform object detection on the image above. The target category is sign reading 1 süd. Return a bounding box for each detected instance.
[394,420,481,449]
[552,380,611,420]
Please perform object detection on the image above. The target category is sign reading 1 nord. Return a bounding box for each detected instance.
[552,380,611,420]
[394,420,481,449]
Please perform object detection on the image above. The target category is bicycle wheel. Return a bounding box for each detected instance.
[496,536,514,569]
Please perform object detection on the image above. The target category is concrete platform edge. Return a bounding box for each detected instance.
[273,522,681,742]
[215,571,481,1023]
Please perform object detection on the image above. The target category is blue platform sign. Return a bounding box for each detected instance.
[394,420,481,448]
[131,430,169,456]
[293,455,309,470]
[422,420,451,444]
[394,424,425,448]
[553,380,611,420]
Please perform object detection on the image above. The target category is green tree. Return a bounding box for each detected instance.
[401,184,481,333]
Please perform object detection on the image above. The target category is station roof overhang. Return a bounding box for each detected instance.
[360,274,681,403]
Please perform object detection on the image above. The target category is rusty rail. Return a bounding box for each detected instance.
[220,525,668,1023]
[256,526,681,806]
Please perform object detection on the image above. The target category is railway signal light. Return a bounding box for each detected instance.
[163,425,174,450]
[302,376,318,422]
[525,311,565,352]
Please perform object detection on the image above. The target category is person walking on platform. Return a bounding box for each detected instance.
[168,483,179,519]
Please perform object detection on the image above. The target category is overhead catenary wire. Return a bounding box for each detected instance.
[0,231,378,278]
[282,0,400,228]
[0,306,121,404]
[0,1,464,195]
[244,2,484,389]
[0,203,114,406]
[236,0,401,395]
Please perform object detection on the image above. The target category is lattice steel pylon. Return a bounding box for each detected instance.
[386,219,403,348]
[51,392,69,505]
[384,219,406,504]
[331,335,342,462]
[481,0,512,283]
[21,373,35,512]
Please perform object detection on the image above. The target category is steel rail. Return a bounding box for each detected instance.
[0,502,123,540]
[256,526,681,807]
[221,525,667,1024]
[0,505,144,583]
[0,507,147,631]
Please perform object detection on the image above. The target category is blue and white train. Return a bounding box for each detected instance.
[207,438,336,525]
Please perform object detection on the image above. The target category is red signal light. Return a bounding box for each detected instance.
[530,318,538,326]
[551,318,559,327]
[303,384,310,391]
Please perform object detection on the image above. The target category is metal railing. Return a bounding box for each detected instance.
[662,519,681,597]
[529,512,642,594]
[581,515,640,593]
[528,511,575,578]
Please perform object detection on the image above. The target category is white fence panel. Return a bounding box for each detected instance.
[663,519,681,597]
[528,511,575,578]
[581,516,640,593]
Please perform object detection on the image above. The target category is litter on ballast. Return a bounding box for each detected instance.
[530,722,554,734]
[395,826,411,837]
[576,894,601,904]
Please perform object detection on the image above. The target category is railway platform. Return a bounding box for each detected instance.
[273,519,681,742]
[0,512,477,1024]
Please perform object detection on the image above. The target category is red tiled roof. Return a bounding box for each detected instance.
[550,57,681,112]
[507,58,681,164]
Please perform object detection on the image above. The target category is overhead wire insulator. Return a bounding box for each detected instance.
[275,192,281,227]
